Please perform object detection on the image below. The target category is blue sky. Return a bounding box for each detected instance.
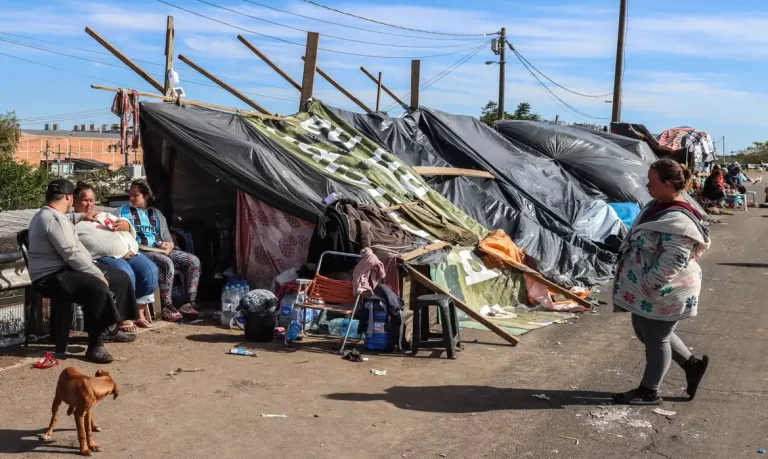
[0,0,766,152]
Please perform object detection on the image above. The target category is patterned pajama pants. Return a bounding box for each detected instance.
[145,249,201,308]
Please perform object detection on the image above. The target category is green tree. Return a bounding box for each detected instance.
[479,101,541,126]
[0,111,52,211]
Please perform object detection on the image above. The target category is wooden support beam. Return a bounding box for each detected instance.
[178,54,272,115]
[238,35,302,91]
[85,27,164,94]
[405,266,519,346]
[360,66,407,109]
[301,57,373,113]
[413,166,495,179]
[410,59,421,111]
[382,201,420,212]
[90,85,288,122]
[299,32,320,112]
[163,16,175,97]
[400,242,451,262]
[376,72,382,112]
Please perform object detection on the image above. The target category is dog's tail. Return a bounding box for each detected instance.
[66,406,74,416]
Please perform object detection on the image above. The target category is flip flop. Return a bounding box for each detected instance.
[135,319,153,329]
[118,321,139,333]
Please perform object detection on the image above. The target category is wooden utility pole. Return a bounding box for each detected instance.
[299,32,320,112]
[497,27,506,119]
[300,57,373,113]
[360,66,407,110]
[611,0,628,123]
[238,35,302,91]
[85,27,164,93]
[376,72,383,112]
[179,54,272,115]
[163,16,175,97]
[410,60,420,111]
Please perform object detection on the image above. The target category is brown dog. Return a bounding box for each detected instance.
[41,367,119,456]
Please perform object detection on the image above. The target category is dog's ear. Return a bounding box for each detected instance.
[112,384,120,400]
[95,370,110,377]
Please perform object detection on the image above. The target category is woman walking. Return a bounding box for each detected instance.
[612,159,711,405]
[120,179,201,322]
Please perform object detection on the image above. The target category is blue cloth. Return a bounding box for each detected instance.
[608,202,642,228]
[98,253,158,299]
[119,205,161,248]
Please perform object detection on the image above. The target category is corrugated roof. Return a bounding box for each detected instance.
[21,129,122,139]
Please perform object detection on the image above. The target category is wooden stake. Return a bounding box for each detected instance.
[410,59,421,111]
[299,32,320,112]
[90,85,288,121]
[163,16,175,97]
[178,54,272,115]
[238,35,302,91]
[360,66,407,110]
[376,72,382,112]
[413,166,495,179]
[405,266,519,346]
[85,27,164,94]
[301,57,372,113]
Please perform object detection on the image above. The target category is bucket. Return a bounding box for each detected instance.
[244,310,278,342]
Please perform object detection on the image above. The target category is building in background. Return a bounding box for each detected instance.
[13,123,143,170]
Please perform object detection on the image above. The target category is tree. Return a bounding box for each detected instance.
[479,101,541,126]
[0,111,52,211]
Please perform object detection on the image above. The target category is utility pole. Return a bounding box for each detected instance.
[611,0,628,123]
[497,27,507,120]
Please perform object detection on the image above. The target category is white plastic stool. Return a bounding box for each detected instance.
[746,191,757,208]
[730,193,748,212]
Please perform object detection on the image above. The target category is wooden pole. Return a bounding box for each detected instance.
[410,59,420,111]
[85,27,164,93]
[360,66,407,110]
[412,166,495,179]
[405,266,519,346]
[90,85,288,121]
[163,16,175,97]
[376,72,382,112]
[299,32,320,112]
[178,54,272,115]
[237,35,302,91]
[301,57,372,113]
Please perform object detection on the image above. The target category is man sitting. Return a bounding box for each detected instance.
[28,179,139,363]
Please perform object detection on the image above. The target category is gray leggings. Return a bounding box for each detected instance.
[632,314,693,391]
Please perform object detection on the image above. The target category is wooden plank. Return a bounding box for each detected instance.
[381,201,420,212]
[360,66,407,109]
[178,54,272,115]
[405,266,519,346]
[238,35,302,91]
[301,57,373,113]
[410,60,420,111]
[85,27,164,94]
[90,85,288,122]
[400,242,450,262]
[163,16,175,96]
[376,72,382,112]
[413,166,495,179]
[300,32,320,112]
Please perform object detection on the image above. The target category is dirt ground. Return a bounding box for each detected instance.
[1,203,767,458]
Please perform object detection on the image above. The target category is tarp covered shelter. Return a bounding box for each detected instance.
[570,125,657,164]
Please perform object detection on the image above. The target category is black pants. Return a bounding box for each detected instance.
[703,189,726,201]
[34,264,138,345]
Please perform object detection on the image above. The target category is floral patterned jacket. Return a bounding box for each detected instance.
[612,202,710,321]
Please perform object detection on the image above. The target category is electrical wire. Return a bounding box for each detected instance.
[511,48,609,121]
[509,43,613,98]
[300,0,497,37]
[197,0,481,49]
[241,0,488,41]
[157,0,488,59]
[0,37,128,69]
[18,109,113,122]
[19,112,115,127]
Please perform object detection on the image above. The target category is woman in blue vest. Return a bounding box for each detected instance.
[120,179,200,322]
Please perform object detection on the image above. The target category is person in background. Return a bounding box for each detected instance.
[701,168,727,204]
[120,179,201,322]
[73,182,158,329]
[725,164,750,193]
[612,159,710,405]
[27,179,137,363]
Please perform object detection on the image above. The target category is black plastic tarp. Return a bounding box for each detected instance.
[496,121,652,205]
[570,125,657,164]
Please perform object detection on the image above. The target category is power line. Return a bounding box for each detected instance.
[197,0,480,49]
[511,48,609,121]
[509,43,613,98]
[0,37,128,69]
[18,109,113,122]
[300,0,497,37]
[157,0,487,59]
[19,112,115,127]
[241,0,487,42]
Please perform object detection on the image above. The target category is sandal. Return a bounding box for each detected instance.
[162,307,184,322]
[135,319,153,329]
[178,303,200,319]
[118,321,139,333]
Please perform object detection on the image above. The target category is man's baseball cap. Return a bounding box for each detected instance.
[46,179,75,196]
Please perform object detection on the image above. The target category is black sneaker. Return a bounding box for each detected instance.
[103,329,137,343]
[612,384,663,405]
[86,345,114,364]
[683,355,709,401]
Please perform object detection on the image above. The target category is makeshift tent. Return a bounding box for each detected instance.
[658,127,717,168]
[570,125,656,164]
[611,122,688,164]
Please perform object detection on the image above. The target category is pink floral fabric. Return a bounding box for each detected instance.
[236,192,315,288]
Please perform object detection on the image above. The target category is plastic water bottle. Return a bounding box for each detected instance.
[285,306,304,343]
[73,305,84,332]
[365,305,389,351]
[278,292,297,328]
[228,348,256,357]
[328,318,360,338]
